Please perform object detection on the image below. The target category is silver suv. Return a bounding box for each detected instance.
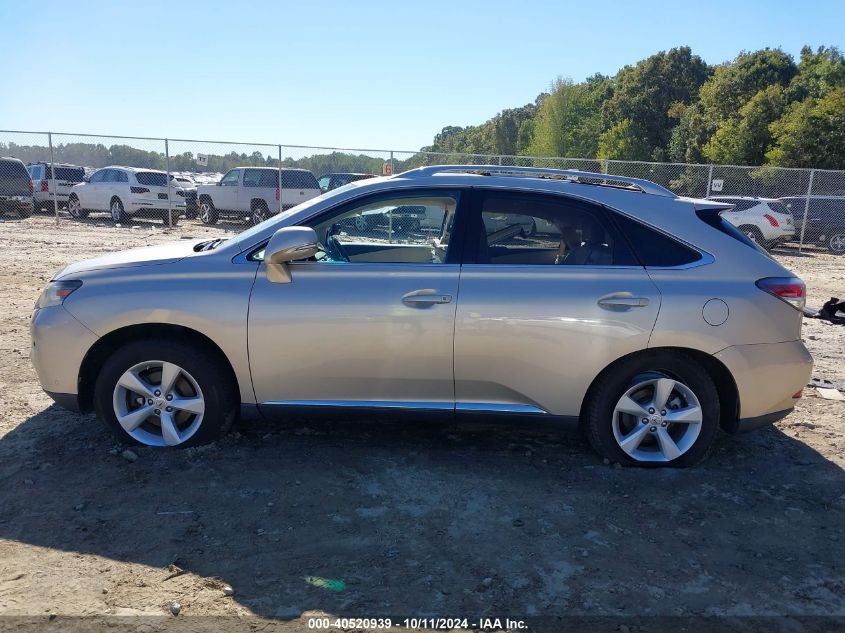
[31,166,813,467]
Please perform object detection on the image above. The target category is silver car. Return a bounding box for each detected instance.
[31,166,813,467]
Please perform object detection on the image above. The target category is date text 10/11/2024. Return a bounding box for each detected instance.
[306,617,528,630]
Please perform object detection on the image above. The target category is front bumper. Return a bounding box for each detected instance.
[30,306,98,410]
[714,340,813,432]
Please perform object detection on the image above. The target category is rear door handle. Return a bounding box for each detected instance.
[598,295,650,309]
[402,289,452,306]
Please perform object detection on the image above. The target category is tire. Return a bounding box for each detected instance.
[93,338,238,448]
[827,232,845,255]
[199,199,218,225]
[162,210,179,227]
[251,201,270,224]
[67,194,89,219]
[110,197,129,224]
[740,225,765,248]
[584,351,720,468]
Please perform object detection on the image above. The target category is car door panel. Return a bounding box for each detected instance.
[453,189,661,417]
[248,263,459,405]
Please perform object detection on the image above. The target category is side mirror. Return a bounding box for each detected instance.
[264,226,320,283]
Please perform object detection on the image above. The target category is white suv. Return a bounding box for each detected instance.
[27,162,86,213]
[709,196,794,250]
[196,167,321,225]
[67,166,186,225]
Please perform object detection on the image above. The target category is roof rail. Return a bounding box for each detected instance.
[397,165,677,198]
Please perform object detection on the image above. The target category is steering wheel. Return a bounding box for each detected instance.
[325,235,350,262]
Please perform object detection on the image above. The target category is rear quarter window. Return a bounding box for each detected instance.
[612,213,703,267]
[281,170,319,189]
[135,172,168,186]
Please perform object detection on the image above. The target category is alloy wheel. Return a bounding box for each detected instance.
[611,374,703,463]
[111,200,123,223]
[112,360,205,447]
[68,198,82,218]
[829,234,845,254]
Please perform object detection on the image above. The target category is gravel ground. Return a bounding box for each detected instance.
[0,215,843,632]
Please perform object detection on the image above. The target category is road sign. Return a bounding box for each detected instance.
[383,162,393,176]
[197,153,209,167]
[711,178,724,192]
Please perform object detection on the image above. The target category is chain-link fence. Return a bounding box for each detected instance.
[2,129,844,254]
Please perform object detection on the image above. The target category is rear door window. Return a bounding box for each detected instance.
[52,166,85,182]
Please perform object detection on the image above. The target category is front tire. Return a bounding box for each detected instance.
[251,201,270,224]
[584,351,720,468]
[94,339,238,448]
[199,199,218,225]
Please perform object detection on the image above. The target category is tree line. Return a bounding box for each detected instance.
[425,46,845,170]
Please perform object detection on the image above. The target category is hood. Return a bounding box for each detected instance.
[55,239,205,279]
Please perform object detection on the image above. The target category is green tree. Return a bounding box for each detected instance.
[527,78,606,157]
[787,45,845,101]
[767,87,845,169]
[596,119,651,161]
[704,85,786,165]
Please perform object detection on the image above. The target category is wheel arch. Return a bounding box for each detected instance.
[578,346,740,434]
[78,323,240,414]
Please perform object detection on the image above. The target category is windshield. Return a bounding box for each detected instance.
[228,181,362,250]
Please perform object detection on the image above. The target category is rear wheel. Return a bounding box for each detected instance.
[827,232,845,254]
[162,210,179,226]
[199,199,218,225]
[251,200,270,224]
[740,225,765,247]
[67,194,88,219]
[110,197,129,224]
[94,339,238,448]
[584,351,720,468]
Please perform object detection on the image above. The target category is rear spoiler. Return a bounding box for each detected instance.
[693,199,733,212]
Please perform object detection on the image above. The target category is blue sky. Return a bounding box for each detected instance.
[2,0,844,152]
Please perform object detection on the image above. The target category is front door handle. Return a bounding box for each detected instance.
[402,289,452,307]
[598,294,650,309]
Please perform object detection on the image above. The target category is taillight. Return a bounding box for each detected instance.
[40,180,49,192]
[29,180,34,193]
[756,277,805,310]
[763,214,779,227]
[275,187,280,201]
[130,186,150,194]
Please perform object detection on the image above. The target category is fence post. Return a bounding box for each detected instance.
[705,164,714,198]
[278,145,283,216]
[498,155,503,166]
[799,170,815,253]
[48,132,59,224]
[165,138,172,228]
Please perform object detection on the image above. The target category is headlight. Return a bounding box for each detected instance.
[36,280,82,309]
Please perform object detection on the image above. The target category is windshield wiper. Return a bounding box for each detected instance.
[193,238,226,252]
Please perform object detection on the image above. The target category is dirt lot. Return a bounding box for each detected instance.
[0,216,843,632]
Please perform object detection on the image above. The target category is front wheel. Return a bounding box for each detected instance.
[199,200,218,225]
[584,352,720,468]
[827,232,845,254]
[251,201,270,224]
[93,339,238,448]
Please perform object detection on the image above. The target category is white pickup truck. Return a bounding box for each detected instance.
[196,167,321,225]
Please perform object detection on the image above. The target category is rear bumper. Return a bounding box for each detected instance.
[0,198,33,212]
[714,340,813,430]
[735,408,792,433]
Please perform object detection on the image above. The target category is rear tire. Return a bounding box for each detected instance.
[827,232,845,254]
[67,194,89,219]
[110,197,129,224]
[251,200,270,224]
[740,225,766,248]
[584,351,720,468]
[199,199,218,225]
[93,338,238,448]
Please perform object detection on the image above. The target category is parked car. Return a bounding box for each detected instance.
[31,165,812,468]
[708,196,794,250]
[67,166,186,225]
[169,174,198,218]
[318,172,376,192]
[0,157,33,218]
[780,196,845,254]
[27,162,86,213]
[196,167,321,225]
